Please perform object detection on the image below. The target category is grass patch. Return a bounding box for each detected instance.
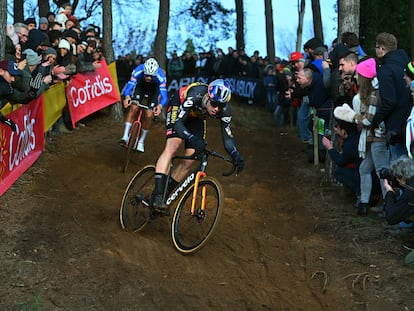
[231,98,274,130]
[15,294,43,311]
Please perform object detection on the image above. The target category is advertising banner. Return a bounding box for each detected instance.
[66,59,120,128]
[0,97,45,196]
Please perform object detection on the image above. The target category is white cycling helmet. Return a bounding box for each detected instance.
[143,58,159,76]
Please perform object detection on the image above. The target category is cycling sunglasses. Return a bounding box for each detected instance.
[209,99,225,109]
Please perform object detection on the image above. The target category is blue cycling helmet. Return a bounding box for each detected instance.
[207,79,231,105]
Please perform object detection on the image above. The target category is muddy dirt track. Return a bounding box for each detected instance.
[1,101,414,311]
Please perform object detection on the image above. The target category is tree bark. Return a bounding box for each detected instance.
[264,0,275,61]
[311,0,323,44]
[235,0,244,50]
[102,0,115,63]
[0,0,6,59]
[13,0,24,24]
[338,0,360,38]
[153,0,170,69]
[296,0,305,52]
[38,0,51,19]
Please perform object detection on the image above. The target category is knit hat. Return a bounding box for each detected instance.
[58,38,71,50]
[39,17,49,25]
[289,51,305,62]
[22,49,40,66]
[24,17,36,26]
[45,47,57,57]
[355,58,376,79]
[0,60,22,75]
[63,29,78,41]
[405,61,414,80]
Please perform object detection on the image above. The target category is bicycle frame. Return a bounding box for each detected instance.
[164,162,206,210]
[163,150,234,213]
[128,100,152,149]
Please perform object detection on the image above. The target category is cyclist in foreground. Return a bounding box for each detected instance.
[151,79,245,210]
[120,57,168,152]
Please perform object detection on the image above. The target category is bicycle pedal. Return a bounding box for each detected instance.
[153,207,170,216]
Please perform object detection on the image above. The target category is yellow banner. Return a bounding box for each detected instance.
[43,82,67,132]
[108,61,121,96]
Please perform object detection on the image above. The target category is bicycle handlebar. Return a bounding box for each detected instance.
[132,101,156,111]
[172,148,237,177]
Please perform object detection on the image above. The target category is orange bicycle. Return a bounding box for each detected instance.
[119,148,236,254]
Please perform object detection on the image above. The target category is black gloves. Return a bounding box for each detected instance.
[28,73,43,98]
[231,150,245,174]
[188,134,206,156]
[0,114,17,132]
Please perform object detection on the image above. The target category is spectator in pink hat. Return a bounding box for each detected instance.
[334,57,388,215]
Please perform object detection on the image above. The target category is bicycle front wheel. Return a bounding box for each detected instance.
[120,165,155,232]
[171,177,223,255]
[123,124,139,173]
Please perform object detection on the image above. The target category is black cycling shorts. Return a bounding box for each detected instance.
[131,80,159,107]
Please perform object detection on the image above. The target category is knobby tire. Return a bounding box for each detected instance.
[171,177,223,255]
[120,165,155,232]
[123,124,140,173]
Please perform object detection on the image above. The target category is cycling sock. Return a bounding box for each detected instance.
[122,122,132,140]
[153,173,167,196]
[138,129,149,143]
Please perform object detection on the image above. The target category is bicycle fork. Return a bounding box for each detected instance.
[191,171,207,220]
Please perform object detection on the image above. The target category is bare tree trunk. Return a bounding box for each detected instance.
[102,0,115,63]
[311,0,323,44]
[13,0,24,24]
[410,0,414,58]
[235,0,244,49]
[153,0,170,69]
[0,0,6,59]
[296,0,305,52]
[264,0,275,60]
[38,0,51,18]
[338,0,360,37]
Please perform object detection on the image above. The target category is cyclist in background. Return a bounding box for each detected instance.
[120,57,168,152]
[151,79,245,210]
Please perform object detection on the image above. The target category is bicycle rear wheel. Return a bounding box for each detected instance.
[171,177,223,255]
[123,124,140,173]
[120,165,155,232]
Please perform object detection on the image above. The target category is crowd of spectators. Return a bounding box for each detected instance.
[2,2,103,133]
[3,11,414,264]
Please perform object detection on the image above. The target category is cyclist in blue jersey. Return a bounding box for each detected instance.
[120,57,168,152]
[151,79,245,210]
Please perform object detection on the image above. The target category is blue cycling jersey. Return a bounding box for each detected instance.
[122,64,168,107]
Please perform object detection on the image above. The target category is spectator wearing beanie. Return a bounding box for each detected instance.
[11,49,39,94]
[405,61,414,87]
[24,17,36,30]
[39,17,49,32]
[289,51,305,73]
[335,57,388,216]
